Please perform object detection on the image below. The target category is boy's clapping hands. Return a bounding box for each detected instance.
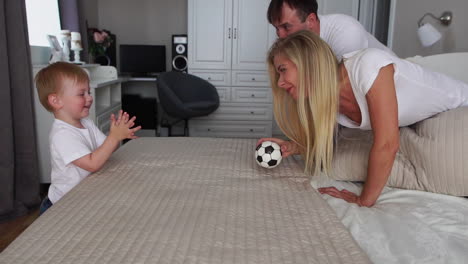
[109,110,141,141]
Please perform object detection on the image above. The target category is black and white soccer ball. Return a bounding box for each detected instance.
[255,141,282,169]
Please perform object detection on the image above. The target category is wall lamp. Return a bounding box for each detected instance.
[417,11,453,47]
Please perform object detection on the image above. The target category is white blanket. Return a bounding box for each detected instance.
[311,178,468,264]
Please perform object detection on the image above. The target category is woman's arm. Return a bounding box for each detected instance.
[319,64,399,207]
[360,64,400,206]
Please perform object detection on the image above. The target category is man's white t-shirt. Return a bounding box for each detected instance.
[319,14,395,61]
[48,118,106,203]
[338,48,468,130]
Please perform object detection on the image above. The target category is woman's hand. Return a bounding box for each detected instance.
[317,187,375,207]
[256,137,300,158]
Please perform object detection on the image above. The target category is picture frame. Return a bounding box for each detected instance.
[47,35,62,52]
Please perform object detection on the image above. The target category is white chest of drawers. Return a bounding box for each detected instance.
[188,69,273,138]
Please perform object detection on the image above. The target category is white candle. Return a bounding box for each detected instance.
[71,40,82,50]
[71,32,81,41]
[60,29,70,36]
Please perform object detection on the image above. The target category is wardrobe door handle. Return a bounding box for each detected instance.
[228,28,231,39]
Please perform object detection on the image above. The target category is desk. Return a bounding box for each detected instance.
[120,77,163,137]
[122,77,157,82]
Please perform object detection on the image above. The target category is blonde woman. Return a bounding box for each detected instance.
[258,30,468,207]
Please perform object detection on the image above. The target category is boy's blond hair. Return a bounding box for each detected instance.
[35,62,89,112]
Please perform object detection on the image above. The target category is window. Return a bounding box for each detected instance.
[25,0,61,46]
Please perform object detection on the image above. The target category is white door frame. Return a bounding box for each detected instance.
[387,0,397,50]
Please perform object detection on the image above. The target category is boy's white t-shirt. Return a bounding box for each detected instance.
[48,118,106,203]
[339,48,468,130]
[319,14,395,61]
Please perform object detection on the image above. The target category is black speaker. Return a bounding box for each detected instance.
[172,34,188,72]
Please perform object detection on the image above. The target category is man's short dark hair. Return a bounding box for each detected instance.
[267,0,319,24]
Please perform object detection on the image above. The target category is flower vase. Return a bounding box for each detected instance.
[94,54,111,66]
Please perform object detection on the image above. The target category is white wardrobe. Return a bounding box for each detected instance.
[188,0,276,138]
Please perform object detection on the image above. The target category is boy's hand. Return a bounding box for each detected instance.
[109,110,141,141]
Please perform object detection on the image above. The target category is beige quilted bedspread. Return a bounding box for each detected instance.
[332,107,468,196]
[0,138,370,264]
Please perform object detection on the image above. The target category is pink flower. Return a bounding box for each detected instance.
[88,28,113,56]
[93,32,105,43]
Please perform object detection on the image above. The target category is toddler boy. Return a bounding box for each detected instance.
[35,62,141,214]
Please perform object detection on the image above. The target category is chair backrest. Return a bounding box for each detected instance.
[156,71,219,119]
[158,71,218,102]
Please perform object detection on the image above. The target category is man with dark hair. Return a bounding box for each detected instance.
[267,0,394,60]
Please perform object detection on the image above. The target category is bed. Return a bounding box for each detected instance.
[2,53,468,264]
[3,138,466,264]
[0,138,371,263]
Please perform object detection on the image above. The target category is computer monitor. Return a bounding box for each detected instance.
[119,44,166,77]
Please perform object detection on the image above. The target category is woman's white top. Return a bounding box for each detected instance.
[338,48,468,130]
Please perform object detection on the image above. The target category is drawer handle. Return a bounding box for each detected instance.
[207,77,211,80]
[250,111,255,114]
[251,77,256,81]
[249,129,254,132]
[207,128,211,131]
[251,94,255,97]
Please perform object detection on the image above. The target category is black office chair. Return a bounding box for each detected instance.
[156,71,219,136]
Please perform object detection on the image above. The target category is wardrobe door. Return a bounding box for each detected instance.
[188,0,232,70]
[231,0,275,71]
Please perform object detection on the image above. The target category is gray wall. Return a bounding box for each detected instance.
[391,0,468,58]
[80,0,468,62]
[95,0,187,71]
[80,0,98,28]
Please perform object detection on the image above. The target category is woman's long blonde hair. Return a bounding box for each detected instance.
[267,30,340,176]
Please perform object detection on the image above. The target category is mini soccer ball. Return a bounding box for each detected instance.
[255,141,282,169]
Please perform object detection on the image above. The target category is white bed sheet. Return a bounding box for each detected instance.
[311,177,468,264]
